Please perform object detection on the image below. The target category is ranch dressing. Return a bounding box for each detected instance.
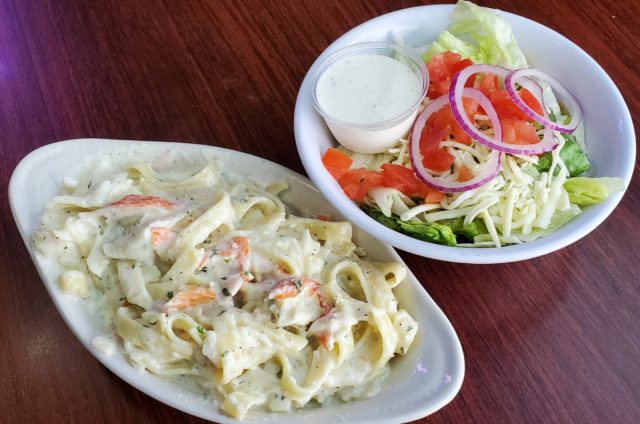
[314,53,423,153]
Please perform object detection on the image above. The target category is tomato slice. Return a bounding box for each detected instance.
[381,164,444,203]
[420,188,445,203]
[322,147,353,180]
[477,73,500,98]
[490,87,545,123]
[428,80,450,100]
[361,170,384,199]
[450,58,475,89]
[519,88,544,116]
[428,105,453,130]
[501,119,540,145]
[456,98,480,145]
[427,52,475,99]
[426,101,477,146]
[381,163,417,195]
[442,51,463,72]
[412,182,445,203]
[463,97,479,118]
[449,58,474,76]
[337,169,361,200]
[338,168,384,202]
[422,146,455,172]
[419,101,456,172]
[491,89,532,121]
[450,123,470,145]
[428,54,449,83]
[458,165,474,182]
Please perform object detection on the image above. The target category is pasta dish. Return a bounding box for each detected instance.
[32,147,418,418]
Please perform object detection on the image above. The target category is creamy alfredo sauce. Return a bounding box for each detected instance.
[33,148,418,419]
[316,54,422,125]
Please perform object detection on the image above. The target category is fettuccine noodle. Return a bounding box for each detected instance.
[33,148,418,419]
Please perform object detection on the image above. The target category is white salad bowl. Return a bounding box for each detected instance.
[9,139,464,424]
[294,5,635,264]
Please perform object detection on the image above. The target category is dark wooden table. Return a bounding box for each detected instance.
[1,1,638,423]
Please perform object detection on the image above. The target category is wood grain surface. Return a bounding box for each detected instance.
[1,0,638,423]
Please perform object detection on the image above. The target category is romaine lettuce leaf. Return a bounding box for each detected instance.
[536,139,591,177]
[535,111,590,177]
[424,0,528,69]
[363,207,402,231]
[363,206,457,246]
[564,177,625,206]
[438,217,487,242]
[397,220,458,246]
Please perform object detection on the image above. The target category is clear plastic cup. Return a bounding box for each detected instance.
[310,42,428,154]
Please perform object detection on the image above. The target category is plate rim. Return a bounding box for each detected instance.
[9,138,465,424]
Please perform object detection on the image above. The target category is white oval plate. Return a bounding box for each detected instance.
[294,5,636,264]
[9,139,464,423]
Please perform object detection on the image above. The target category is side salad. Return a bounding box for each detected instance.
[322,0,624,248]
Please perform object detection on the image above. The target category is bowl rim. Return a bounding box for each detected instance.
[294,4,636,264]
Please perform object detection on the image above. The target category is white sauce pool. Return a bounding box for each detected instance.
[316,54,421,125]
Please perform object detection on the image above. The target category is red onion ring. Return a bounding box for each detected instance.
[449,64,557,154]
[409,92,501,193]
[516,77,555,150]
[505,68,582,133]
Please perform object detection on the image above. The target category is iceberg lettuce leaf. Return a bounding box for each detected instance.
[424,0,528,69]
[514,204,582,242]
[564,177,625,206]
[337,146,395,172]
